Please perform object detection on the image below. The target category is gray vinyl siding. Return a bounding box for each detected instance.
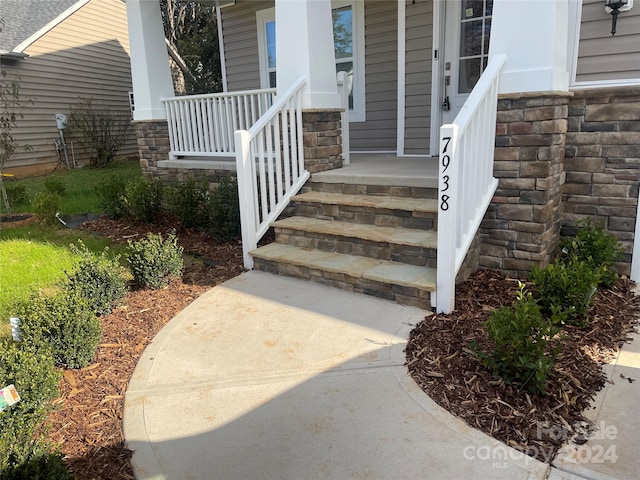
[2,0,136,172]
[576,0,640,83]
[404,0,432,155]
[350,0,398,151]
[221,1,273,91]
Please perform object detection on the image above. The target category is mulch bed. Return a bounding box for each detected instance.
[406,269,640,463]
[45,215,246,479]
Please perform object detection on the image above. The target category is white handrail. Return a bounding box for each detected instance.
[235,77,308,269]
[162,88,276,158]
[436,54,506,314]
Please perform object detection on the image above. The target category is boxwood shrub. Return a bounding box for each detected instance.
[0,340,62,476]
[17,291,101,369]
[127,231,184,289]
[62,241,128,316]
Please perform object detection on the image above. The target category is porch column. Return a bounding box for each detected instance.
[275,0,341,109]
[489,0,570,93]
[126,0,175,120]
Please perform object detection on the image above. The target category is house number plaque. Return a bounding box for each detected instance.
[440,136,451,211]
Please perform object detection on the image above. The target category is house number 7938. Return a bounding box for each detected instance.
[440,136,451,211]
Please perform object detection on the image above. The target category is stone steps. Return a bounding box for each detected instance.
[272,216,437,267]
[303,181,437,199]
[251,243,436,307]
[251,169,439,308]
[290,192,438,230]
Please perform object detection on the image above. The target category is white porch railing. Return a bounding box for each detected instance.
[162,88,275,159]
[436,54,507,314]
[235,77,308,269]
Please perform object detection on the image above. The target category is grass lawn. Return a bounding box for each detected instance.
[0,160,140,338]
[4,159,141,215]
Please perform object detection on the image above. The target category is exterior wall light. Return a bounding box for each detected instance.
[605,0,631,35]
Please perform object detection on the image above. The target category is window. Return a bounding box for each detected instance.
[457,0,493,93]
[256,1,365,121]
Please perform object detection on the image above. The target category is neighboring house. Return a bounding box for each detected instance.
[125,0,640,314]
[0,0,136,176]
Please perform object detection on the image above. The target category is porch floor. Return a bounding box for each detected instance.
[315,153,438,188]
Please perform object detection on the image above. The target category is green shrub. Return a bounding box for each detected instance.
[125,176,163,223]
[0,340,61,476]
[166,178,212,229]
[127,231,183,289]
[96,174,128,218]
[43,178,66,198]
[62,241,127,316]
[3,183,27,206]
[30,192,61,224]
[18,291,101,369]
[209,176,240,241]
[472,283,559,393]
[530,256,600,326]
[2,450,72,480]
[561,217,624,287]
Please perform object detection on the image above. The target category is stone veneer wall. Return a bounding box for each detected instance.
[135,120,170,177]
[480,93,571,278]
[563,86,640,275]
[135,120,236,188]
[135,109,343,189]
[302,110,343,173]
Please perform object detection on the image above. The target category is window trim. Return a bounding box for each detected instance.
[256,7,275,90]
[255,1,366,122]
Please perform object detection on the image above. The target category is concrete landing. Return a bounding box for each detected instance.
[313,154,439,188]
[124,271,549,480]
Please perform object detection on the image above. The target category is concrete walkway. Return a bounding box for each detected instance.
[124,271,639,480]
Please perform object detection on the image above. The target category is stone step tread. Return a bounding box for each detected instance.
[272,217,437,249]
[251,243,436,291]
[292,191,438,213]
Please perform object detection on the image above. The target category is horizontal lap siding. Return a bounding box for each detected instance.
[350,0,398,152]
[576,0,640,83]
[404,0,432,155]
[4,0,135,172]
[221,1,273,91]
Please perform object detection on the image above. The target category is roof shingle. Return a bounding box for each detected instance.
[0,0,81,52]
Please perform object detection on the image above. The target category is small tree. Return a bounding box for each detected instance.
[67,98,132,168]
[0,69,33,216]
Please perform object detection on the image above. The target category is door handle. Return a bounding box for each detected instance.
[443,75,451,111]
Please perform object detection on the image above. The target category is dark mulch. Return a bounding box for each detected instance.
[45,215,246,480]
[406,269,640,463]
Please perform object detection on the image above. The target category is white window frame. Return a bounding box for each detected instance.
[256,8,276,89]
[256,1,366,122]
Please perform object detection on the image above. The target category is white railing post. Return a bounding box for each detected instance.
[234,78,309,269]
[337,71,350,165]
[235,130,258,269]
[437,125,459,314]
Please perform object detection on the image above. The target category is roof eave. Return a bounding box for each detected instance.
[11,0,90,54]
[0,51,29,60]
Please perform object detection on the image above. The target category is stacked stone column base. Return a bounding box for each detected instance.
[480,92,571,278]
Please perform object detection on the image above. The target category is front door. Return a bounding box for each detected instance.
[441,0,493,124]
